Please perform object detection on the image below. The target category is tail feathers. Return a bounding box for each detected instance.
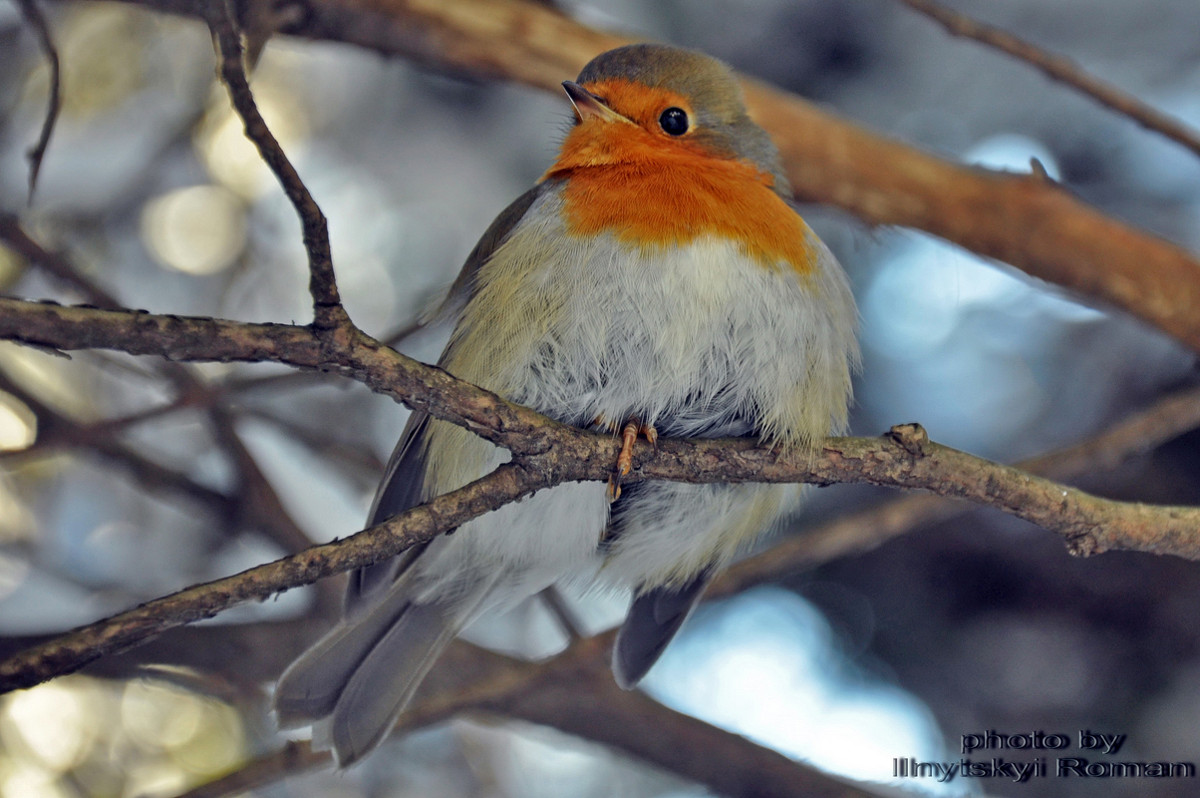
[275,574,501,767]
[274,599,457,765]
[612,571,712,689]
[325,601,458,765]
[274,589,415,727]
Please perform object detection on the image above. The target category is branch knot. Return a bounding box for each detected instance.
[887,422,930,457]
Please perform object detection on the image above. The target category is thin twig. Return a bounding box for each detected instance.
[0,462,538,690]
[204,0,345,328]
[13,0,62,202]
[894,0,1200,160]
[173,741,330,798]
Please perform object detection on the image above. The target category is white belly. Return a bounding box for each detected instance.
[409,189,856,606]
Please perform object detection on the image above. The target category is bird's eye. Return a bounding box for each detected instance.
[658,107,689,136]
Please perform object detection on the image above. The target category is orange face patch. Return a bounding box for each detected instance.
[544,81,815,275]
[577,79,692,132]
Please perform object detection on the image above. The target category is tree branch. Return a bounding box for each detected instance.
[482,635,871,798]
[176,634,875,798]
[714,383,1200,597]
[204,0,345,327]
[2,299,1199,691]
[0,462,541,690]
[0,213,122,307]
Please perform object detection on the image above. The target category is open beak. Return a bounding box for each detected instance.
[562,81,629,124]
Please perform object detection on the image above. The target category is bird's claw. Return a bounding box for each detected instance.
[606,419,657,502]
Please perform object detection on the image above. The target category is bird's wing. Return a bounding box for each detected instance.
[343,412,432,607]
[346,183,547,606]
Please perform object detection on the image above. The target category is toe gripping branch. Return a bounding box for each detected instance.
[602,418,658,502]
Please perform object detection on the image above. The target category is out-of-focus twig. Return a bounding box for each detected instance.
[0,371,235,514]
[893,0,1200,161]
[13,0,62,201]
[0,214,119,307]
[538,586,585,642]
[174,741,330,798]
[239,405,385,474]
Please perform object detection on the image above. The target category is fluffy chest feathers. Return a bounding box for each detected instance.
[437,182,856,464]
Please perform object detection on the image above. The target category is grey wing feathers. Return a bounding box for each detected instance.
[612,570,713,689]
[325,601,456,762]
[345,412,431,607]
[348,185,543,605]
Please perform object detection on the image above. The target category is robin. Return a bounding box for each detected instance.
[275,42,859,766]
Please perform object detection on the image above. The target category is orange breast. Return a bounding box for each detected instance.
[544,125,816,275]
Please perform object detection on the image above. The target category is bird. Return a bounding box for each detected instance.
[274,42,859,766]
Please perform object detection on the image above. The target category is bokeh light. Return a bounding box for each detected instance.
[0,677,247,798]
[4,682,91,770]
[0,392,36,452]
[140,184,247,275]
[645,588,960,793]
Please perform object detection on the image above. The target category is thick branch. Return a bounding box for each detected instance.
[484,635,868,798]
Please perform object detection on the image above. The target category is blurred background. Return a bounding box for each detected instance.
[2,0,1200,796]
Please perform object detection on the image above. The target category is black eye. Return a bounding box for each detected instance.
[658,107,689,136]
